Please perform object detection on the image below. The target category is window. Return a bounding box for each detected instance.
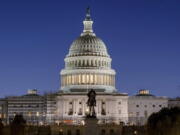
[136,105,139,107]
[101,108,106,115]
[118,101,121,105]
[129,112,133,117]
[136,112,139,117]
[28,112,32,117]
[78,108,82,115]
[118,110,121,114]
[101,101,106,115]
[68,109,73,115]
[144,105,147,108]
[144,110,148,118]
[152,105,155,107]
[13,112,16,116]
[159,105,162,107]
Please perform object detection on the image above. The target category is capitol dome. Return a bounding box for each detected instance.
[67,34,109,57]
[60,8,116,93]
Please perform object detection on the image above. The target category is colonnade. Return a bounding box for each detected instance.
[63,99,108,116]
[65,59,110,68]
[61,73,115,86]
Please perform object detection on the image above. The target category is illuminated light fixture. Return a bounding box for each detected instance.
[28,112,32,117]
[81,120,85,125]
[86,108,89,112]
[36,112,40,117]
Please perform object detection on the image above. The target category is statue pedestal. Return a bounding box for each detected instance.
[84,117,98,135]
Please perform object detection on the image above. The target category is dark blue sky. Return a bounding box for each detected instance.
[0,0,179,97]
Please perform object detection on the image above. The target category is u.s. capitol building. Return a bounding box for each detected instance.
[56,8,128,125]
[0,9,173,126]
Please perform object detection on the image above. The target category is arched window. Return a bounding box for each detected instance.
[83,60,85,67]
[144,110,148,118]
[99,61,101,66]
[87,59,89,66]
[95,60,97,66]
[91,60,94,66]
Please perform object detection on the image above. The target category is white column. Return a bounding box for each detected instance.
[97,100,101,115]
[73,100,75,115]
[76,99,78,115]
[63,100,66,115]
[82,99,85,116]
[77,99,80,115]
[106,100,109,115]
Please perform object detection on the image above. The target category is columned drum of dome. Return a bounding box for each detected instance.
[60,8,116,93]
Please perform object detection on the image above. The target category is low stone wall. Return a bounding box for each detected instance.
[122,126,147,135]
[51,123,123,135]
[0,124,147,135]
[0,125,51,135]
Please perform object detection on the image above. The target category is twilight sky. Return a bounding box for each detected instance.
[0,0,180,97]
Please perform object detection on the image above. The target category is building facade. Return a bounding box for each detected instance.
[6,89,46,124]
[0,99,7,124]
[45,92,57,124]
[128,89,168,125]
[168,97,180,108]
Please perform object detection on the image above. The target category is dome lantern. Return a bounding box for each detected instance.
[81,7,95,36]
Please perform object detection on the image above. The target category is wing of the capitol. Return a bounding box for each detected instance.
[0,9,178,126]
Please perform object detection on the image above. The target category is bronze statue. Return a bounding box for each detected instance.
[85,7,91,20]
[87,89,96,117]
